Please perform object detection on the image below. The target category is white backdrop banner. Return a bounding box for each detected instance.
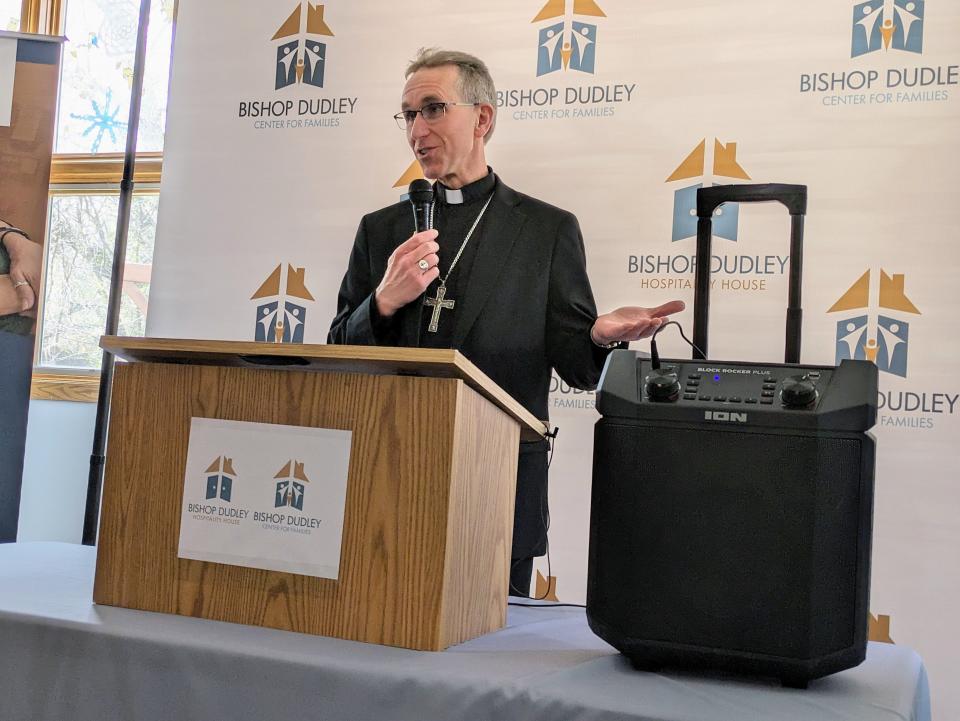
[147,1,959,716]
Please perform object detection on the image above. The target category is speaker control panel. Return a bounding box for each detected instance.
[643,364,828,409]
[596,351,878,432]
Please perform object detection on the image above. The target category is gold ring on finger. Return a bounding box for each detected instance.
[418,259,429,271]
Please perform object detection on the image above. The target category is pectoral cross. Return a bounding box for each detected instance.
[424,284,455,333]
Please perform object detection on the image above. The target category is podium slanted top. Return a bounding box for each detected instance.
[100,336,548,441]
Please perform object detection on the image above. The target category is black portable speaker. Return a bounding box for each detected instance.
[586,184,879,687]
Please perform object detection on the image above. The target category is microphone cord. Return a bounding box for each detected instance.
[650,321,705,369]
[508,424,558,601]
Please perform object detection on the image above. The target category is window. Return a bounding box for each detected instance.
[32,0,174,398]
[56,0,174,153]
[1,0,20,31]
[38,190,158,369]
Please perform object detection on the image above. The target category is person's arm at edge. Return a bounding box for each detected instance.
[0,275,23,315]
[0,221,41,314]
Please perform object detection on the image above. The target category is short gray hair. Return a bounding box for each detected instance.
[405,48,497,142]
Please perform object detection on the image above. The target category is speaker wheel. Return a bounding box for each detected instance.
[781,677,809,690]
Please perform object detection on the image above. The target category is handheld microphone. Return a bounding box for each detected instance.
[408,179,433,233]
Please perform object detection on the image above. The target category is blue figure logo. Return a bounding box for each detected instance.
[532,0,605,77]
[829,270,919,378]
[537,21,598,76]
[276,39,327,90]
[204,456,236,503]
[834,315,911,377]
[273,3,334,90]
[671,184,740,243]
[274,460,310,511]
[852,0,924,58]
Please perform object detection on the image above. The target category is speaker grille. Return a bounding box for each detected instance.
[590,422,863,659]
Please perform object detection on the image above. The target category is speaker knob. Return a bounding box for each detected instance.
[780,375,818,408]
[645,370,681,402]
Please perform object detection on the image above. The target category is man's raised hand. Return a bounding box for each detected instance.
[374,230,440,317]
[590,300,687,346]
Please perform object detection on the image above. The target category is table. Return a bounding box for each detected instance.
[0,542,930,721]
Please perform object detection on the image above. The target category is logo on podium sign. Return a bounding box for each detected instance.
[204,455,237,502]
[274,459,311,511]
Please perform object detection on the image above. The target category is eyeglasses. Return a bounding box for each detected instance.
[394,101,479,129]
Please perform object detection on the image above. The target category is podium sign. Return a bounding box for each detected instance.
[178,417,352,579]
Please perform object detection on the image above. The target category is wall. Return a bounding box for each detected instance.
[17,398,95,543]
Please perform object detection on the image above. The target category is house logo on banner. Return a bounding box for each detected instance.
[273,2,333,90]
[827,268,958,430]
[499,2,637,123]
[274,460,310,511]
[533,0,605,76]
[205,456,236,502]
[626,139,788,294]
[251,264,315,343]
[829,269,919,377]
[799,1,957,107]
[238,2,358,130]
[666,139,750,244]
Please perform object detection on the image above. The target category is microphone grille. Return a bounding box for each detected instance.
[408,179,433,203]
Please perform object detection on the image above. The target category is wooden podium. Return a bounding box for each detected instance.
[93,337,547,651]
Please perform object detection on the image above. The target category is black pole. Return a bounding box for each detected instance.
[692,215,712,360]
[82,0,152,546]
[785,213,804,365]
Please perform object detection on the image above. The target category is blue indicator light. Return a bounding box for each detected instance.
[713,374,721,382]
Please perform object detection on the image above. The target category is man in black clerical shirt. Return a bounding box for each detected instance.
[329,48,683,596]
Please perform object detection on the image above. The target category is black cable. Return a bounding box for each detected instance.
[546,426,558,467]
[528,428,556,602]
[651,320,705,359]
[508,425,559,599]
[507,601,586,609]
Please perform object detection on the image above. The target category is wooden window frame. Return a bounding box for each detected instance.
[50,153,163,185]
[20,0,59,35]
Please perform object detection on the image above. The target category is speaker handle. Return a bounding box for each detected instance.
[693,184,807,364]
